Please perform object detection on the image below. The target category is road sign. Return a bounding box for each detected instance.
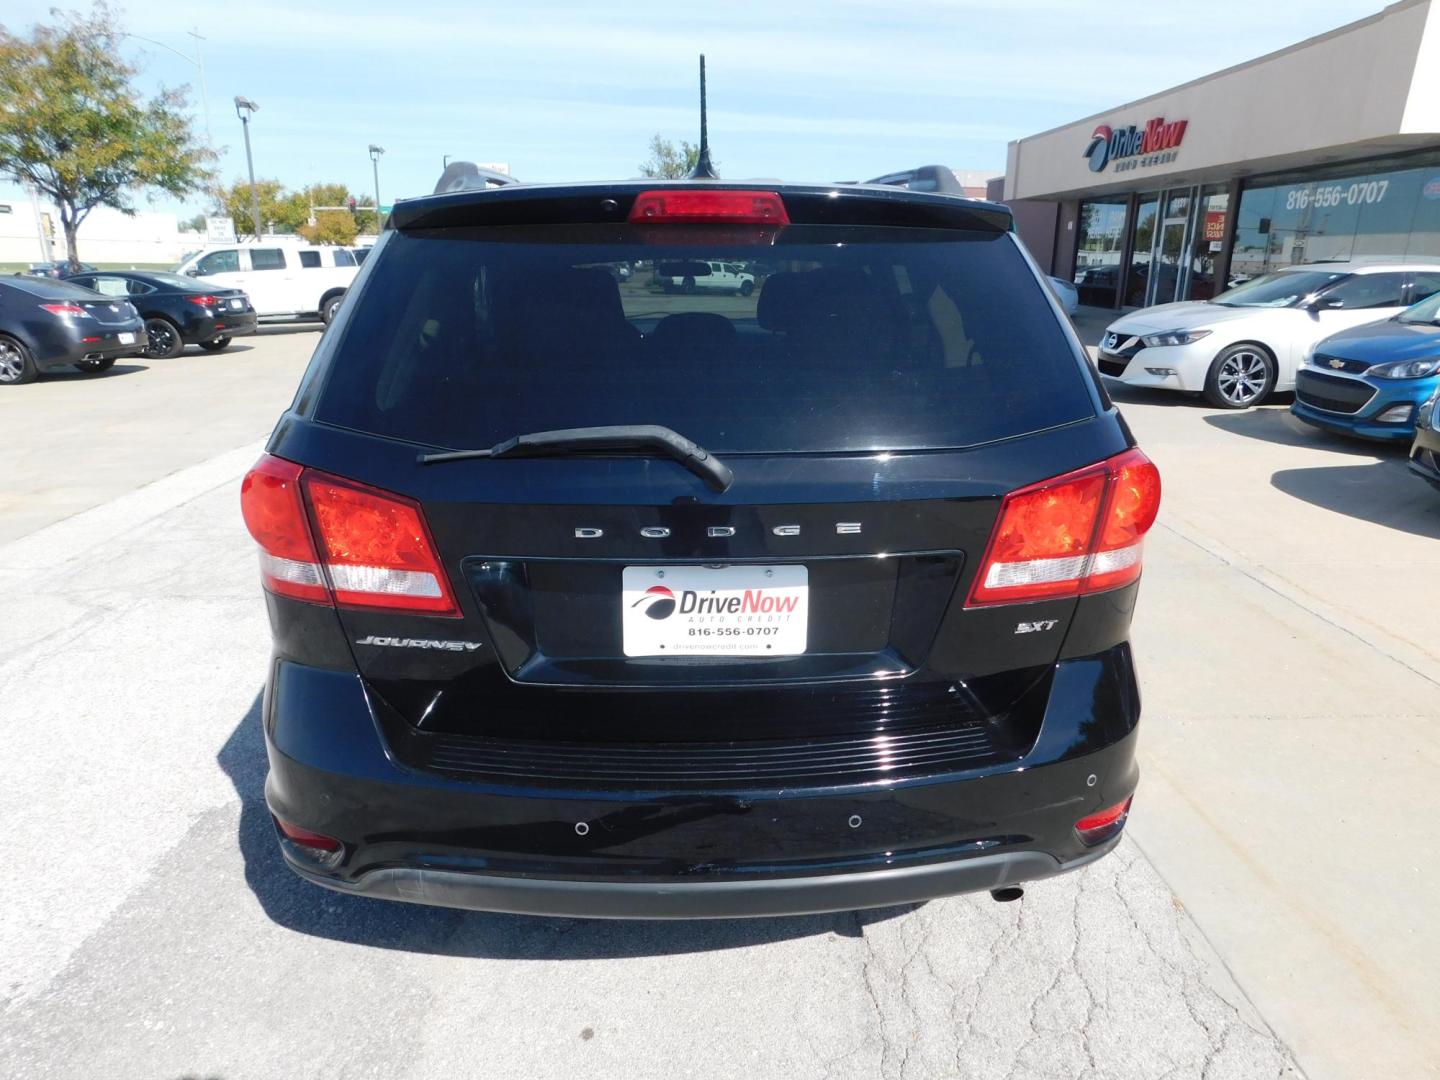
[205,216,237,243]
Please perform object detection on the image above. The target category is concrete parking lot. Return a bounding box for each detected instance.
[2,326,1437,1079]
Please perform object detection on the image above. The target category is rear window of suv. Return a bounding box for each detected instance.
[314,224,1095,454]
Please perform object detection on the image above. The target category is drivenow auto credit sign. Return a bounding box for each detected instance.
[1084,117,1188,174]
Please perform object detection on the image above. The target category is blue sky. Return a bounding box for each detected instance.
[2,0,1384,216]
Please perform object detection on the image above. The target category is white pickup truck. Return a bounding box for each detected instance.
[660,260,756,296]
[175,242,359,323]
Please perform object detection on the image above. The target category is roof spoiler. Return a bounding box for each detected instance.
[860,165,966,195]
[433,161,521,195]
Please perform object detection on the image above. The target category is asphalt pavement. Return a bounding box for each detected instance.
[3,324,1437,1078]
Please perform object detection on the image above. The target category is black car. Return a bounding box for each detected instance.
[0,275,143,385]
[240,178,1161,918]
[64,269,257,358]
[1409,389,1440,492]
[22,260,97,278]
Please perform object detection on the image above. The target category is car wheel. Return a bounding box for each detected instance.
[739,280,755,297]
[198,336,232,352]
[1204,344,1275,409]
[142,317,184,359]
[0,334,38,385]
[73,356,116,374]
[321,292,345,324]
[682,276,696,294]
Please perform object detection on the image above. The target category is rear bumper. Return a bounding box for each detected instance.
[286,842,1115,919]
[188,310,258,342]
[33,327,143,369]
[262,649,1141,918]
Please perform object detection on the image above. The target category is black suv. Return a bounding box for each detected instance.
[242,180,1160,918]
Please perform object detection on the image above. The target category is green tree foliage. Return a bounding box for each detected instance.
[220,179,371,241]
[0,2,215,268]
[300,209,358,246]
[639,134,703,179]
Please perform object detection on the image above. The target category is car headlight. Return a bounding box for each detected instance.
[1368,357,1440,379]
[1140,329,1212,348]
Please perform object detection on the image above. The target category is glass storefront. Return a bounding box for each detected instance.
[1073,197,1127,306]
[1124,194,1159,306]
[1230,150,1440,282]
[1188,186,1229,300]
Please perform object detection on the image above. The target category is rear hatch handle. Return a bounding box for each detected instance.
[418,424,735,493]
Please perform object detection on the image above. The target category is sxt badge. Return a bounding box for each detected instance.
[1014,620,1059,635]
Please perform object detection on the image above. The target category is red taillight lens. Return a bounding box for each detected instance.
[628,189,789,225]
[187,295,218,307]
[967,448,1160,606]
[303,470,460,616]
[274,816,341,853]
[41,303,91,317]
[1075,796,1133,846]
[240,455,459,616]
[240,455,329,605]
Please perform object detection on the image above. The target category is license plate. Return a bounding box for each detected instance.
[117,332,135,344]
[621,564,808,657]
[229,298,244,310]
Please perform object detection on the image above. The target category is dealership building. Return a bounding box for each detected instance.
[997,0,1440,308]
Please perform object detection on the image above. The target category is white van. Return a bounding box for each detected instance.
[174,242,359,323]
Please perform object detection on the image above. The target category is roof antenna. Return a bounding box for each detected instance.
[689,54,719,179]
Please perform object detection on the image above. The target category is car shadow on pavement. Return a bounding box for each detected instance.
[220,693,913,959]
[1203,406,1405,455]
[40,363,150,382]
[1271,461,1440,539]
[1103,380,1197,408]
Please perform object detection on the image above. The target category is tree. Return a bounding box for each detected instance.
[0,3,215,269]
[180,213,207,232]
[639,134,704,179]
[300,209,358,246]
[217,177,304,237]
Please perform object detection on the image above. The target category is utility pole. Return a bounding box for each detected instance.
[235,97,262,238]
[187,29,213,148]
[369,145,386,237]
[24,181,53,263]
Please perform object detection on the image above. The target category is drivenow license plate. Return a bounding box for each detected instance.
[622,565,808,657]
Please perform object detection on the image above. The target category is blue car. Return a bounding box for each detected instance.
[1293,290,1440,441]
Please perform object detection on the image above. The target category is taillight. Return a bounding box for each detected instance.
[186,295,218,307]
[1075,796,1132,846]
[967,448,1160,606]
[628,189,789,225]
[240,455,459,616]
[304,471,460,616]
[274,816,341,853]
[239,456,329,605]
[41,303,92,317]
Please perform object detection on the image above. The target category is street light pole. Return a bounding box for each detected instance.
[369,144,385,237]
[235,97,261,238]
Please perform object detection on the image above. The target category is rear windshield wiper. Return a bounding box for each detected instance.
[418,424,735,492]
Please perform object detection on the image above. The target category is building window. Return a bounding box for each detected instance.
[1187,186,1230,301]
[1231,150,1440,282]
[1073,197,1128,306]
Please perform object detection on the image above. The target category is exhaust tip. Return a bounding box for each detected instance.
[990,886,1024,903]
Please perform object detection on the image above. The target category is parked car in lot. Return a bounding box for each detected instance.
[1048,275,1079,316]
[1291,289,1440,441]
[21,260,97,278]
[1409,387,1440,491]
[0,275,142,384]
[659,258,756,295]
[1098,262,1440,408]
[241,175,1159,918]
[63,269,257,358]
[173,241,358,324]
